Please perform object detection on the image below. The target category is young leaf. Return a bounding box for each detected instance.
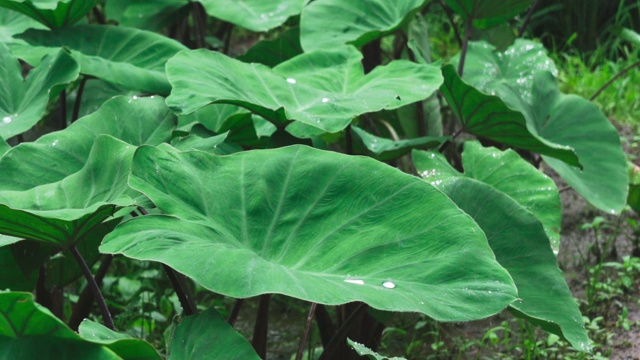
[0,44,79,140]
[166,46,442,135]
[439,65,580,167]
[19,25,187,94]
[414,141,562,249]
[101,145,517,322]
[0,292,121,359]
[168,308,260,360]
[0,0,96,28]
[300,0,424,52]
[199,0,309,32]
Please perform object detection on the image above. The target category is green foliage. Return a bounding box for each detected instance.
[0,0,634,358]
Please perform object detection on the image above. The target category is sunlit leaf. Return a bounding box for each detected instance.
[199,0,309,32]
[105,0,187,31]
[166,46,442,135]
[102,145,517,322]
[79,320,162,360]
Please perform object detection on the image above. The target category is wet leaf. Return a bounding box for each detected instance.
[199,0,309,32]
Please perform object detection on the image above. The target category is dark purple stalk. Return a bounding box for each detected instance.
[295,303,318,360]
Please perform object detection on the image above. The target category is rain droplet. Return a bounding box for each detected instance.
[2,116,11,124]
[321,97,330,103]
[382,281,396,289]
[51,140,59,147]
[344,279,365,285]
[286,78,296,84]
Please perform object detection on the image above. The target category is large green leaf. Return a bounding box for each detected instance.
[348,338,406,360]
[440,65,579,167]
[168,308,260,360]
[102,145,517,321]
[0,292,120,359]
[79,320,162,360]
[166,46,442,135]
[0,44,79,139]
[0,0,96,28]
[413,141,561,249]
[19,25,187,94]
[436,178,590,352]
[444,0,532,29]
[529,73,628,214]
[0,95,176,189]
[199,0,309,32]
[105,0,187,31]
[0,6,44,43]
[300,0,424,52]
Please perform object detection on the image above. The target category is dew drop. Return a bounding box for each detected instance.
[2,116,11,124]
[321,97,330,103]
[51,140,59,147]
[382,281,396,289]
[344,279,365,285]
[286,78,296,84]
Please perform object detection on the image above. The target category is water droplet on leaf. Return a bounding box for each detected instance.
[382,281,396,289]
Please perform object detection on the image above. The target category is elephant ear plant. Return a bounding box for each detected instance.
[0,0,628,358]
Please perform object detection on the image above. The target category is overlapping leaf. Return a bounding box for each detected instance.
[166,46,442,135]
[168,308,260,360]
[0,43,79,140]
[351,125,447,161]
[0,292,153,359]
[79,320,162,360]
[102,145,517,321]
[300,0,424,52]
[199,0,309,32]
[528,73,628,213]
[444,0,532,29]
[238,27,302,67]
[434,178,590,352]
[0,0,96,28]
[19,25,187,94]
[105,0,187,31]
[414,141,561,248]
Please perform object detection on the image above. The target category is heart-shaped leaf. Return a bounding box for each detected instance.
[300,0,424,52]
[444,0,532,29]
[529,72,628,214]
[434,177,590,352]
[199,0,309,32]
[0,43,79,140]
[79,320,162,360]
[168,308,260,360]
[19,25,187,94]
[413,141,561,249]
[166,46,442,134]
[101,145,517,322]
[0,0,96,28]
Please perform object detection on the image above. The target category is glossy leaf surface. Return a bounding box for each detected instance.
[300,0,423,51]
[0,44,79,139]
[444,0,532,29]
[19,25,187,94]
[0,292,120,359]
[101,145,517,321]
[0,0,96,28]
[105,0,187,31]
[168,308,260,360]
[439,65,579,167]
[437,178,590,352]
[199,0,309,32]
[166,46,442,134]
[79,320,162,360]
[530,73,628,213]
[414,141,562,248]
[348,338,406,360]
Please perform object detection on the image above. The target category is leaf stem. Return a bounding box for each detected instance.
[457,19,472,76]
[191,2,207,48]
[162,264,198,316]
[590,60,640,101]
[69,244,115,330]
[317,303,368,360]
[69,254,113,330]
[295,302,318,360]
[227,298,244,326]
[59,89,67,129]
[252,294,271,359]
[71,76,91,123]
[437,0,463,47]
[518,0,541,37]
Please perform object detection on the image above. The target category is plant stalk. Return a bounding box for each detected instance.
[191,2,207,48]
[438,0,463,47]
[69,254,113,330]
[457,19,473,76]
[227,298,244,326]
[71,76,90,123]
[295,302,318,360]
[252,294,271,359]
[162,264,198,316]
[59,89,67,129]
[590,60,640,101]
[518,0,541,37]
[69,244,115,330]
[317,303,368,360]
